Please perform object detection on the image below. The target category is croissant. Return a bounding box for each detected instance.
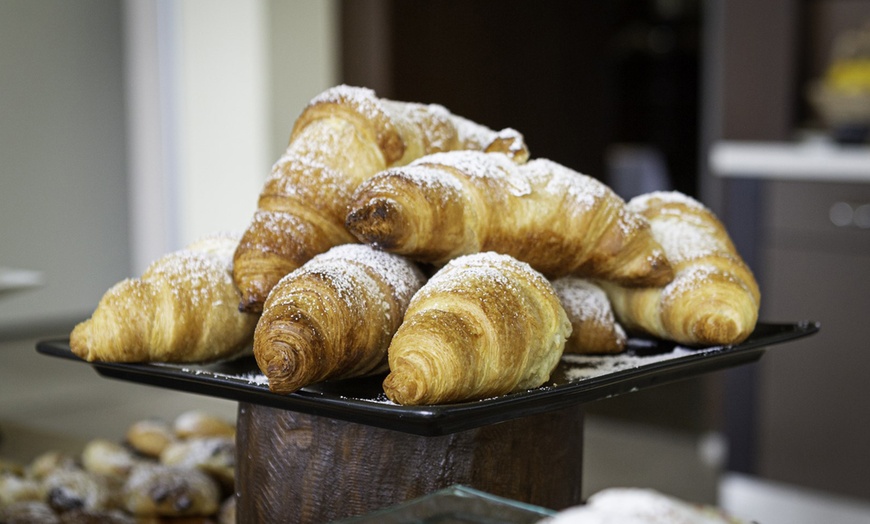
[254,243,425,394]
[383,252,571,405]
[233,85,529,312]
[346,150,673,286]
[599,191,761,346]
[70,232,258,363]
[551,277,627,354]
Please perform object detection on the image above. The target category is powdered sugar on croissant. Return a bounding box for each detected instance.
[347,150,673,286]
[254,244,426,394]
[70,232,257,363]
[601,191,760,346]
[232,85,529,313]
[383,252,571,405]
[552,277,626,354]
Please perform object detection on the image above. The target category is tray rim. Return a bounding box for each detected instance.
[331,484,557,522]
[36,320,820,436]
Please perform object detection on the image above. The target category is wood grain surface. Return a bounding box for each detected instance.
[236,402,584,523]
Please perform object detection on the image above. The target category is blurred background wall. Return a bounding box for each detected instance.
[0,0,339,334]
[0,0,131,333]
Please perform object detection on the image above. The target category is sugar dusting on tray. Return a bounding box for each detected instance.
[172,365,271,387]
[165,341,723,404]
[560,343,718,382]
[337,392,398,405]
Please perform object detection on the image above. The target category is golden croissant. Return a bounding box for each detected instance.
[551,276,627,354]
[70,232,258,363]
[254,244,425,394]
[346,150,673,286]
[600,191,761,346]
[233,85,529,312]
[383,252,571,405]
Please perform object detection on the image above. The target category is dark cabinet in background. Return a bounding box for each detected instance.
[757,179,870,501]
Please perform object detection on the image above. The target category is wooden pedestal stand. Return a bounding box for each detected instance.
[236,402,585,523]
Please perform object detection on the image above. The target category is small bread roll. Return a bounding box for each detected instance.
[81,439,138,478]
[0,473,44,506]
[160,437,235,490]
[126,419,176,458]
[26,452,77,482]
[173,411,235,440]
[123,464,220,517]
[43,468,120,514]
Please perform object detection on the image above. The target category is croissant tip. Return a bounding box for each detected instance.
[259,353,303,394]
[69,322,94,361]
[484,136,529,164]
[383,373,422,406]
[238,298,264,314]
[650,265,676,287]
[346,200,403,248]
[693,314,745,346]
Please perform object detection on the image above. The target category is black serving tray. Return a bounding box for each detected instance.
[36,321,818,436]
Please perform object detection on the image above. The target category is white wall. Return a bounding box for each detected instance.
[125,0,339,272]
[267,0,340,157]
[0,0,339,333]
[173,0,270,249]
[0,0,131,333]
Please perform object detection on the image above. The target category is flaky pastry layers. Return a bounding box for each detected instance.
[383,252,571,405]
[233,85,529,312]
[600,191,761,346]
[254,244,425,394]
[346,150,673,286]
[70,232,258,363]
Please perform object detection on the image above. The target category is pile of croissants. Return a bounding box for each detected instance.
[70,85,760,406]
[0,411,236,523]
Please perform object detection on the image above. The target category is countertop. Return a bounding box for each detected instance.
[0,267,43,296]
[710,139,870,183]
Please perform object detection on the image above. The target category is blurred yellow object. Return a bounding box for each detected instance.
[826,59,870,93]
[808,22,870,129]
